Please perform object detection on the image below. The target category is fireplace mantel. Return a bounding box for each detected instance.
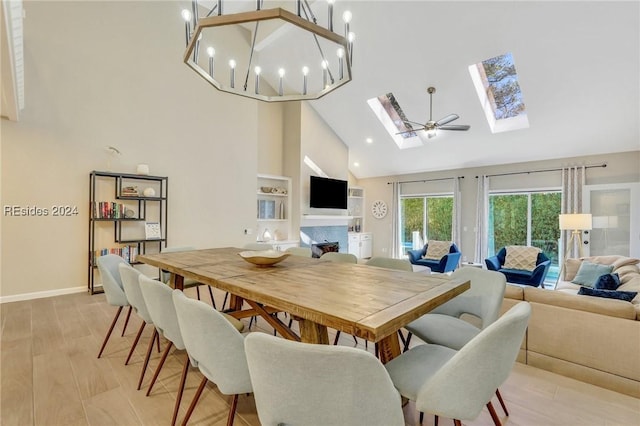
[301,215,352,227]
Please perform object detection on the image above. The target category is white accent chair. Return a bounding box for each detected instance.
[96,254,132,358]
[285,246,312,257]
[172,290,252,426]
[402,267,509,422]
[319,252,358,263]
[245,332,405,426]
[118,264,160,389]
[243,242,274,250]
[385,302,531,426]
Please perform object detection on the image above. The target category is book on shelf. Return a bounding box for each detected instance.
[93,245,139,264]
[91,201,127,219]
[121,186,139,196]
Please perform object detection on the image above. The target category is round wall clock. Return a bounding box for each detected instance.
[371,200,388,219]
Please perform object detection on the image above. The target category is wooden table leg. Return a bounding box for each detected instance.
[171,274,184,291]
[245,301,300,342]
[377,332,401,364]
[229,294,244,311]
[298,319,330,345]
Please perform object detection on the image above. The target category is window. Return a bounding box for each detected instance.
[469,52,529,133]
[400,195,453,252]
[367,93,424,149]
[488,191,561,280]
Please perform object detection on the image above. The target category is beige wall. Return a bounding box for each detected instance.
[0,1,269,297]
[359,151,640,260]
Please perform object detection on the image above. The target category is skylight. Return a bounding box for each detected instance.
[469,52,529,133]
[367,93,423,149]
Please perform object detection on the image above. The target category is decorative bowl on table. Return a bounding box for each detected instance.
[238,250,290,267]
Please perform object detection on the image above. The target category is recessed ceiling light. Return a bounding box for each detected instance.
[366,138,373,144]
[353,162,360,167]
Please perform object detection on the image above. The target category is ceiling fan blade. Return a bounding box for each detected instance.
[438,124,470,131]
[435,114,459,126]
[396,127,424,135]
[402,120,427,127]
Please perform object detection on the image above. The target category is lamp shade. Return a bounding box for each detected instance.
[559,213,592,231]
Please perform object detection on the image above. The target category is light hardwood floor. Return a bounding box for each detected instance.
[2,288,639,426]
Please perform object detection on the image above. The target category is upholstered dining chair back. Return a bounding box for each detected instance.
[414,302,531,421]
[159,246,196,283]
[366,257,413,272]
[244,333,405,426]
[172,290,252,395]
[319,252,358,263]
[285,246,313,257]
[433,267,507,328]
[118,263,153,324]
[138,275,185,350]
[243,243,274,251]
[97,254,128,307]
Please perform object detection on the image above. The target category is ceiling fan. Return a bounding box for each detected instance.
[398,87,470,138]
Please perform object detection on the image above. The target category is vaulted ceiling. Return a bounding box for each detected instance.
[307,1,639,178]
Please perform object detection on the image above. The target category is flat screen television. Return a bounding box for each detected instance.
[309,176,348,209]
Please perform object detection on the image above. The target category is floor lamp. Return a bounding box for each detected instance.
[556,213,592,286]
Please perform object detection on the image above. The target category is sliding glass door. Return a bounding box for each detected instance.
[400,195,453,253]
[488,191,561,279]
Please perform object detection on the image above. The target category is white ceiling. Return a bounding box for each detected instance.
[305,1,640,178]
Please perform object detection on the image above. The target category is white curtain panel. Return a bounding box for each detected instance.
[474,175,490,263]
[561,166,586,258]
[452,177,462,250]
[391,182,401,258]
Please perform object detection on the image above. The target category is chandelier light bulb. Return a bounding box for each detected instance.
[337,48,344,79]
[278,68,285,96]
[348,32,356,42]
[302,66,309,76]
[181,9,191,22]
[229,59,236,88]
[254,66,261,94]
[322,60,329,88]
[342,10,352,23]
[207,47,215,77]
[327,0,335,4]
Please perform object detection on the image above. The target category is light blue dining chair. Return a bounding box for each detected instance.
[118,263,160,387]
[138,275,190,426]
[160,246,217,308]
[245,332,405,426]
[385,302,531,426]
[96,254,132,358]
[402,267,509,423]
[172,290,252,426]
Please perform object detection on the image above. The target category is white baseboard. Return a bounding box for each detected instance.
[0,286,87,304]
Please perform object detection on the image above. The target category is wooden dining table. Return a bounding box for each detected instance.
[136,247,470,363]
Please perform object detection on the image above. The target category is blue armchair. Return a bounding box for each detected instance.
[485,247,551,287]
[407,243,461,273]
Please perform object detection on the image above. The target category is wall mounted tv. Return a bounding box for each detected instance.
[310,176,348,209]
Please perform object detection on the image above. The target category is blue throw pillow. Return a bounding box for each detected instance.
[594,273,621,291]
[571,261,614,288]
[578,286,638,302]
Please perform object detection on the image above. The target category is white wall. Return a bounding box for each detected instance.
[0,1,274,297]
[359,151,640,260]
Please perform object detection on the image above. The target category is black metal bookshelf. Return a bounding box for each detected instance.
[88,171,168,294]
